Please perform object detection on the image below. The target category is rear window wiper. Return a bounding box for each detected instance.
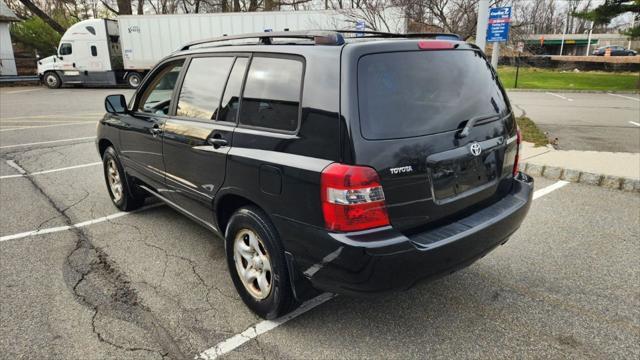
[456,113,506,138]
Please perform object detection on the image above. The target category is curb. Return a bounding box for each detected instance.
[519,162,640,192]
[506,89,639,94]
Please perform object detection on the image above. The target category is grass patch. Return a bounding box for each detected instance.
[498,66,639,91]
[516,116,548,147]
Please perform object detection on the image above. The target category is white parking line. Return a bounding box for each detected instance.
[0,121,94,132]
[629,121,640,127]
[0,162,101,179]
[0,136,96,149]
[196,179,572,359]
[545,92,574,102]
[5,160,27,175]
[532,180,570,200]
[0,203,163,243]
[0,113,102,121]
[0,119,97,124]
[196,293,336,360]
[607,93,640,102]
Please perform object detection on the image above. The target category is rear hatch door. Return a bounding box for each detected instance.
[347,42,518,233]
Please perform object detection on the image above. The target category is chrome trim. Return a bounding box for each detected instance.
[506,135,518,145]
[192,145,223,153]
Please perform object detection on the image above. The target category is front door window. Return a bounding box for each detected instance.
[137,61,184,115]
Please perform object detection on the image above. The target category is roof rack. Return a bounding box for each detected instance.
[179,30,461,51]
[335,30,460,40]
[180,30,345,51]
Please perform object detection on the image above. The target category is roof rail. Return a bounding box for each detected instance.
[334,30,460,40]
[180,30,345,51]
[178,30,461,52]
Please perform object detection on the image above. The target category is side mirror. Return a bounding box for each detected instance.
[105,94,128,114]
[58,56,63,60]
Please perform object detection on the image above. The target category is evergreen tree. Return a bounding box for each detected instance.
[574,0,640,38]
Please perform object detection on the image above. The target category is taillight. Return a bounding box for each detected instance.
[320,163,390,232]
[513,128,522,176]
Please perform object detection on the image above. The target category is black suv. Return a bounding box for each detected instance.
[98,31,533,319]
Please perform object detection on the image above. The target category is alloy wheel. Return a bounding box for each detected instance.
[233,229,273,300]
[107,159,123,203]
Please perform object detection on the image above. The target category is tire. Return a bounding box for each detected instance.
[225,206,295,319]
[126,72,143,89]
[102,147,144,211]
[43,72,61,89]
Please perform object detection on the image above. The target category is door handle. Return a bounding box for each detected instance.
[207,137,228,149]
[150,124,162,137]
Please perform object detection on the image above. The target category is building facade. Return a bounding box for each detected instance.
[525,33,639,56]
[0,0,19,76]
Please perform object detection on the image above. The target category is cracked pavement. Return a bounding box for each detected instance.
[1,87,639,359]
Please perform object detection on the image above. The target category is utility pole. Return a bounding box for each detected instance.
[585,21,594,56]
[475,0,490,52]
[559,13,569,56]
[491,43,500,69]
[630,16,636,49]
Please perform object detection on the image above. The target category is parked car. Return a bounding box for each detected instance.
[97,30,533,319]
[592,45,637,56]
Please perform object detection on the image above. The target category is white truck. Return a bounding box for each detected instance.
[37,9,405,88]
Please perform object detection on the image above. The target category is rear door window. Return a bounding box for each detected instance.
[239,56,303,132]
[218,57,248,123]
[358,50,508,140]
[176,56,234,120]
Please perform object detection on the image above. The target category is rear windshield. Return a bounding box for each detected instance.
[358,50,508,140]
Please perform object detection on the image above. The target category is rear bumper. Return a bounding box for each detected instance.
[275,173,534,296]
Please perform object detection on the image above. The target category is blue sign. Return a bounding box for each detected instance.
[487,7,511,42]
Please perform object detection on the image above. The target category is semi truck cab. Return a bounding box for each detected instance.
[37,19,140,88]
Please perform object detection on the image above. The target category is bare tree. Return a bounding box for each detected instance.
[16,0,67,34]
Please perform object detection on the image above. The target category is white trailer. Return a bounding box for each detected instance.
[37,9,405,89]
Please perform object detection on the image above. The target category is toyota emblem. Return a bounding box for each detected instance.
[469,142,482,156]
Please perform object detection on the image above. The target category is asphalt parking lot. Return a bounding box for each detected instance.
[1,87,639,359]
[508,91,640,153]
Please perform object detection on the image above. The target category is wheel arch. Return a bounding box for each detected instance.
[214,190,312,303]
[43,70,60,77]
[98,138,114,157]
[100,141,148,209]
[215,191,265,236]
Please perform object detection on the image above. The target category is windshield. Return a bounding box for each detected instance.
[357,50,509,140]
